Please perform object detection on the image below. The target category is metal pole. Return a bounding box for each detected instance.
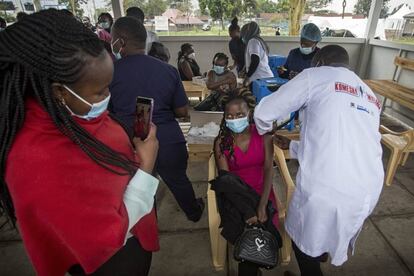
[357,0,384,78]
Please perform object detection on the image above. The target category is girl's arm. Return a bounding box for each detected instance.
[180,60,194,80]
[214,138,229,171]
[206,71,237,92]
[257,133,274,223]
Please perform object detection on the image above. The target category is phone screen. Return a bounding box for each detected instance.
[134,97,154,140]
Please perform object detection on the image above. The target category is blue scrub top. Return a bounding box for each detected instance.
[109,54,188,145]
[280,47,319,79]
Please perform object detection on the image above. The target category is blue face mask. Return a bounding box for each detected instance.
[63,85,110,120]
[213,65,225,75]
[300,46,314,55]
[226,116,249,133]
[111,38,122,60]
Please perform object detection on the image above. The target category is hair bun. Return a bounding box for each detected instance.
[231,17,238,27]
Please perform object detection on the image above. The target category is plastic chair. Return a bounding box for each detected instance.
[207,146,297,269]
[273,145,296,265]
[207,154,227,271]
[380,125,414,186]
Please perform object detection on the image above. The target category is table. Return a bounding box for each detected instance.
[364,79,414,111]
[182,81,209,100]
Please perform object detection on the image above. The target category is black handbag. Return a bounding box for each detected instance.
[233,224,279,269]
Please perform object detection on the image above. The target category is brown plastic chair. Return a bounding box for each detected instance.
[207,146,297,269]
[380,125,414,186]
[273,145,296,265]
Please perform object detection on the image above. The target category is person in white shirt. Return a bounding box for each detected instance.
[240,21,274,87]
[126,7,160,54]
[254,45,384,276]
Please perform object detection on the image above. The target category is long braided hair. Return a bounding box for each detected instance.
[216,87,256,160]
[0,10,139,224]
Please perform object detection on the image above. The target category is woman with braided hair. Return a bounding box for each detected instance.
[1,10,159,276]
[213,88,279,276]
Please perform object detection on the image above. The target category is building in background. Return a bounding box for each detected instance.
[402,12,414,36]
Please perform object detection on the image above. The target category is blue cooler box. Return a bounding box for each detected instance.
[252,77,294,130]
[268,55,287,77]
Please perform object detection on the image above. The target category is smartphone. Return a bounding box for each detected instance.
[134,96,154,140]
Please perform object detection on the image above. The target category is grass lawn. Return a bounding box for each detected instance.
[157,25,287,37]
[392,37,414,45]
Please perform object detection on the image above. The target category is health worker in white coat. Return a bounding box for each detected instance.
[254,45,384,276]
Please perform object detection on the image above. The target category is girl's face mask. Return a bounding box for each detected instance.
[63,85,110,120]
[213,65,225,75]
[225,116,249,133]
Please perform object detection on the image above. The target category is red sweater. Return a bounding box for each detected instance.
[5,99,159,275]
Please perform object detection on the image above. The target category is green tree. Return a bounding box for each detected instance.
[257,0,278,13]
[145,0,168,17]
[58,0,87,17]
[123,0,145,13]
[305,0,332,12]
[243,0,258,17]
[354,0,390,18]
[289,0,306,35]
[199,0,226,29]
[275,0,290,13]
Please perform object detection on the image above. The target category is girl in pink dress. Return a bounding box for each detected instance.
[214,88,278,227]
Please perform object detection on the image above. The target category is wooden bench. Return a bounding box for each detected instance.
[364,55,414,185]
[364,56,414,111]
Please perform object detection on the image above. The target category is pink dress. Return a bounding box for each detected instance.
[224,124,279,228]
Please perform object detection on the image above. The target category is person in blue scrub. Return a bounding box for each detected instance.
[109,17,205,222]
[279,23,322,80]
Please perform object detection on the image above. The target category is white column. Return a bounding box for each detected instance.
[111,0,124,19]
[364,0,383,38]
[358,0,384,77]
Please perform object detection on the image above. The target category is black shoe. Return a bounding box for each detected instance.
[188,198,205,222]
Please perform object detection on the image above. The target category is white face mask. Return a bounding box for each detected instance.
[63,85,111,120]
[187,53,196,60]
[300,46,314,55]
[111,38,122,60]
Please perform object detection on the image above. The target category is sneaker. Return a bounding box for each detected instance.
[188,198,205,222]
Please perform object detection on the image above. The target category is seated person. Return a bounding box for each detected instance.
[148,42,171,63]
[177,43,201,81]
[194,53,237,111]
[214,88,278,276]
[279,23,321,80]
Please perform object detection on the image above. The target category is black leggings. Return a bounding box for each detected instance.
[292,242,324,276]
[68,237,152,276]
[238,261,260,276]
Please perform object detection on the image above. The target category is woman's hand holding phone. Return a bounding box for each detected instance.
[133,123,159,174]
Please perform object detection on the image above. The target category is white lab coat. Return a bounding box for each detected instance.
[254,66,384,265]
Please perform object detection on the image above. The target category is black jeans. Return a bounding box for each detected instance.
[292,242,324,276]
[68,237,152,276]
[155,142,201,221]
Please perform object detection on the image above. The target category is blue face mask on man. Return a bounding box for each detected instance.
[213,65,225,75]
[63,85,111,120]
[226,116,249,133]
